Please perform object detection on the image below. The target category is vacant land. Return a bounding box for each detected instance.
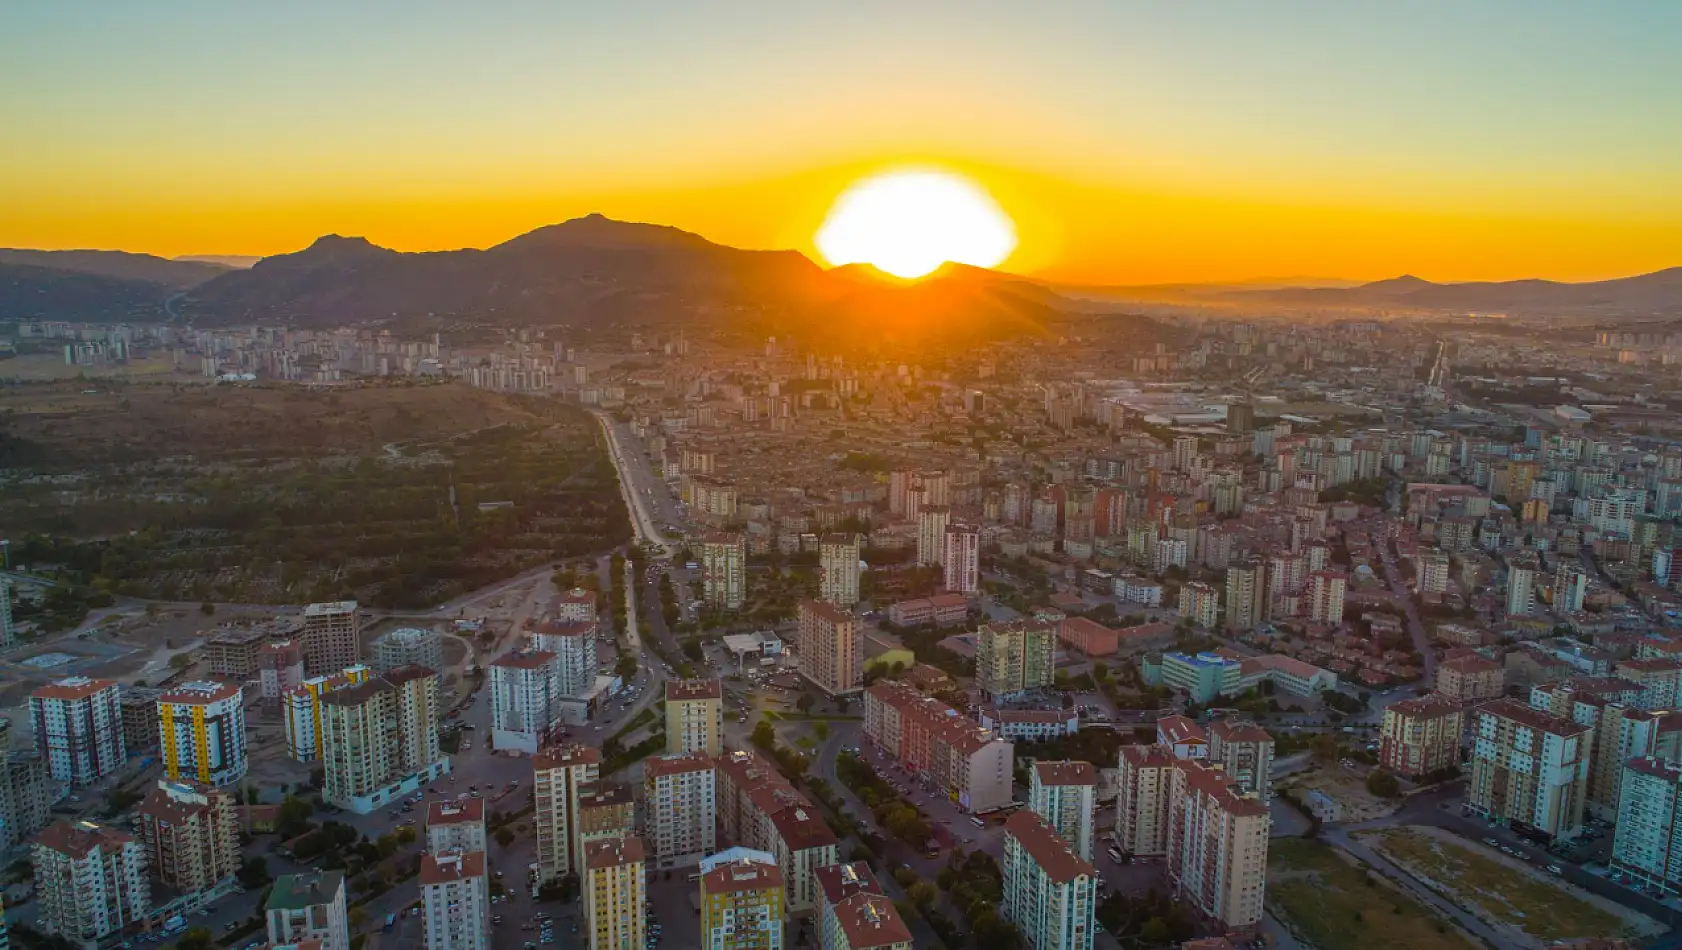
[0,379,630,609]
[1366,827,1660,943]
[1269,837,1478,950]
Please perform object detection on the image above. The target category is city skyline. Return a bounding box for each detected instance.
[4,1,1681,284]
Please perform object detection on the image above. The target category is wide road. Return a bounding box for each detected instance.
[590,410,678,557]
[1379,542,1437,679]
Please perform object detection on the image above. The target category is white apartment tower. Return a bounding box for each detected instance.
[33,821,150,948]
[488,649,564,754]
[819,533,862,607]
[28,677,125,787]
[642,751,717,868]
[1001,810,1098,950]
[916,505,951,567]
[942,523,981,595]
[265,871,350,950]
[534,744,601,883]
[1165,761,1270,931]
[701,534,748,610]
[1029,760,1097,863]
[421,850,490,950]
[1116,744,1174,857]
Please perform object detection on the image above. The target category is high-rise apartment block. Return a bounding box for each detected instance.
[942,523,981,594]
[796,600,863,696]
[643,751,717,868]
[265,871,349,950]
[29,677,125,787]
[1207,720,1275,800]
[136,779,241,899]
[1116,744,1174,857]
[583,836,647,950]
[1166,761,1270,931]
[819,533,862,607]
[420,850,489,950]
[1612,757,1682,896]
[816,863,912,950]
[1467,698,1590,840]
[975,619,1058,700]
[319,666,447,813]
[0,752,55,854]
[916,505,951,567]
[1531,681,1665,820]
[256,640,307,702]
[1029,760,1097,863]
[1177,581,1221,629]
[534,744,601,883]
[282,665,373,761]
[699,850,785,950]
[1506,557,1538,617]
[525,620,598,697]
[863,680,1015,813]
[158,680,248,787]
[1308,570,1347,625]
[1417,551,1450,595]
[712,751,838,912]
[665,679,724,755]
[1001,810,1099,950]
[426,798,487,854]
[488,649,564,754]
[301,601,360,676]
[33,820,150,948]
[1224,560,1264,633]
[1378,696,1464,780]
[701,534,747,610]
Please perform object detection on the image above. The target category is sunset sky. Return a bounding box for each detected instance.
[3,1,1680,284]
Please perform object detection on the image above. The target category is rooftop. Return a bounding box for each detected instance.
[426,798,485,826]
[1476,697,1591,738]
[1004,810,1096,883]
[420,850,486,885]
[584,834,645,871]
[303,601,358,616]
[158,680,242,705]
[266,871,346,911]
[31,676,117,702]
[666,678,723,702]
[1033,760,1097,786]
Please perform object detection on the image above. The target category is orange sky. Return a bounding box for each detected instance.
[4,3,1680,285]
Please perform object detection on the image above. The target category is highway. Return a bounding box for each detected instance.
[590,410,679,557]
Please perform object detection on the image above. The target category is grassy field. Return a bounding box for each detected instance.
[1269,838,1478,950]
[1368,828,1642,941]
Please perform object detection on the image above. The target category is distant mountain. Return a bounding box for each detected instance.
[0,249,230,289]
[0,263,168,321]
[1230,267,1682,316]
[182,215,827,327]
[174,254,261,269]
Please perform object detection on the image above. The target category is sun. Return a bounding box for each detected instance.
[815,169,1016,279]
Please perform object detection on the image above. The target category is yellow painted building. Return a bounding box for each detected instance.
[700,853,785,950]
[157,680,248,787]
[282,665,372,761]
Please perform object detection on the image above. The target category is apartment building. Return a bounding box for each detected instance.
[158,680,248,787]
[1531,681,1664,820]
[33,820,150,949]
[1207,720,1275,800]
[756,791,840,913]
[136,779,241,900]
[819,533,862,607]
[942,523,981,594]
[716,749,794,846]
[301,601,361,676]
[371,626,445,674]
[1165,761,1270,932]
[420,850,489,950]
[916,505,951,567]
[815,863,912,950]
[119,685,163,755]
[583,836,647,950]
[28,677,125,787]
[206,627,271,681]
[1177,581,1221,629]
[256,640,307,702]
[1467,698,1591,840]
[701,534,747,610]
[525,620,598,697]
[863,680,1015,813]
[488,649,564,754]
[426,798,487,854]
[1308,570,1347,625]
[1611,757,1682,895]
[1436,654,1504,702]
[699,851,785,950]
[1029,760,1097,863]
[1223,560,1264,633]
[1116,744,1174,857]
[534,744,601,883]
[265,872,349,950]
[1378,696,1465,780]
[666,679,724,756]
[1001,810,1099,950]
[577,783,636,847]
[0,752,55,854]
[319,666,448,814]
[796,600,864,696]
[1617,657,1682,709]
[644,752,717,868]
[975,619,1058,701]
[282,665,373,761]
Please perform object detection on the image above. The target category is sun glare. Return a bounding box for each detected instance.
[815,169,1016,279]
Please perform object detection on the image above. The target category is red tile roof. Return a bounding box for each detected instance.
[418,850,485,885]
[1033,760,1097,786]
[1004,810,1096,884]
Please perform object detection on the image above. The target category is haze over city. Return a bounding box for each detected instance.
[6,8,1682,950]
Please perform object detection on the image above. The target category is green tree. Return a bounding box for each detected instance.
[751,721,777,751]
[1140,918,1173,945]
[1366,770,1402,798]
[176,927,214,950]
[199,601,216,616]
[796,693,816,714]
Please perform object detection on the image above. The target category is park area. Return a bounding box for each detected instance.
[1363,827,1664,944]
[1268,837,1478,950]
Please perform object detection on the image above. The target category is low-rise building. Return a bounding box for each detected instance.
[265,871,349,950]
[1437,654,1505,702]
[978,706,1079,742]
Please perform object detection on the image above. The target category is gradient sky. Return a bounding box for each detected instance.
[3,1,1680,284]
